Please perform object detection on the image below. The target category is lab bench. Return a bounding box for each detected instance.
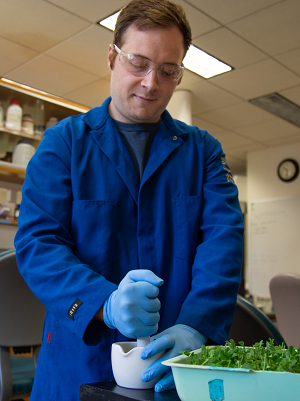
[80,381,180,401]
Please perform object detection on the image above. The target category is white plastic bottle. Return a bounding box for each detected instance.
[34,98,45,137]
[22,114,34,135]
[5,99,22,131]
[0,101,4,127]
[46,117,58,129]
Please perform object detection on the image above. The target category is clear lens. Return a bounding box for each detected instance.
[115,45,183,83]
[126,56,149,74]
[158,64,182,82]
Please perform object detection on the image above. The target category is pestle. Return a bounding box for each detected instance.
[136,336,150,348]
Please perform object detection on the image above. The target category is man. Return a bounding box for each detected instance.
[14,0,244,399]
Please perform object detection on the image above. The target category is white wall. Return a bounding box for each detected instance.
[234,175,247,203]
[246,141,300,293]
[248,142,300,201]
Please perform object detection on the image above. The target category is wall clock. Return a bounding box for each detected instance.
[277,158,299,182]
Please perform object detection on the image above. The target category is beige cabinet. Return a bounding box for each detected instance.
[0,78,89,233]
[0,78,89,185]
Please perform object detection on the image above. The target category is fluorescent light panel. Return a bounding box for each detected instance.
[99,11,120,31]
[250,93,300,128]
[183,45,232,78]
[98,13,232,79]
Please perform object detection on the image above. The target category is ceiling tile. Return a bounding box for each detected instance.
[235,118,300,142]
[193,28,267,68]
[4,55,99,97]
[261,136,300,147]
[46,0,128,23]
[48,0,220,35]
[45,25,113,77]
[184,80,241,115]
[0,0,90,52]
[0,37,38,76]
[180,70,205,88]
[198,101,274,130]
[213,131,254,150]
[226,143,266,158]
[174,1,220,39]
[192,116,224,135]
[280,86,300,106]
[228,0,300,56]
[64,79,111,108]
[226,152,247,163]
[210,59,300,100]
[186,0,283,24]
[275,48,300,76]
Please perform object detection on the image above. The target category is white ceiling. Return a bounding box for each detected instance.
[1,0,300,175]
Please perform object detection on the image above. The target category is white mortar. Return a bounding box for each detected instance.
[111,337,164,389]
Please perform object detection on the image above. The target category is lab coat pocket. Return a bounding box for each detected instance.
[71,200,117,272]
[173,195,203,262]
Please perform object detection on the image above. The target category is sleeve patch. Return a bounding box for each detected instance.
[68,298,83,321]
[221,156,235,184]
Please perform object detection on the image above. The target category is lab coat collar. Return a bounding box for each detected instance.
[82,97,111,130]
[82,97,189,139]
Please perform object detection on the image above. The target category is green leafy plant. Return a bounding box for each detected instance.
[181,339,300,373]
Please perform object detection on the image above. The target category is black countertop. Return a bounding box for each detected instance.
[80,381,180,401]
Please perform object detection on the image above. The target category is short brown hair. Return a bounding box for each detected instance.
[111,0,192,67]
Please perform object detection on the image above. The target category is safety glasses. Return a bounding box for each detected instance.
[114,44,184,83]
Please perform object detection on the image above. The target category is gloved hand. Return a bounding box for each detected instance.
[103,270,163,339]
[140,324,207,392]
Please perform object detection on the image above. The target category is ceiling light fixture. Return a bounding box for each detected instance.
[99,11,120,31]
[183,45,232,79]
[98,13,232,79]
[250,93,300,128]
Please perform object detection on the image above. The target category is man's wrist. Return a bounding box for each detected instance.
[102,291,116,329]
[94,305,104,322]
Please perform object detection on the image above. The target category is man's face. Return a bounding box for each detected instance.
[108,25,185,124]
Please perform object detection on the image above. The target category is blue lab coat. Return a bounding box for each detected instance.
[14,97,244,400]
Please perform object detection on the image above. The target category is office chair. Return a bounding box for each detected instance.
[229,294,286,347]
[270,273,300,348]
[0,249,45,401]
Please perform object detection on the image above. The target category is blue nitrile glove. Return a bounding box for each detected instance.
[141,324,207,392]
[103,270,164,339]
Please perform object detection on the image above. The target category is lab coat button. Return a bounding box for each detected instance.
[173,136,178,141]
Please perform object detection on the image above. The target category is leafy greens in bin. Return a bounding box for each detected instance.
[181,339,300,373]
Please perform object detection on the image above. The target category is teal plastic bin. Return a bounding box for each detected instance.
[162,348,300,401]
